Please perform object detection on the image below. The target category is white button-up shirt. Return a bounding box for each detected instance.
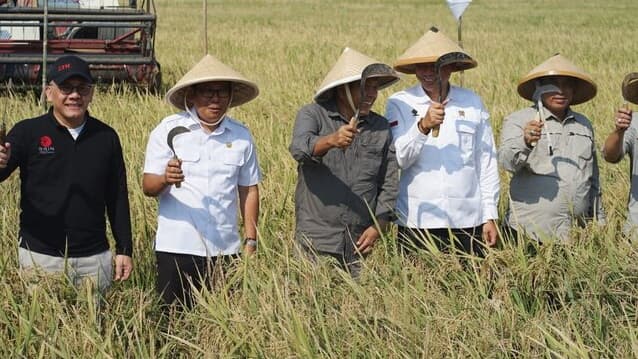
[385,84,499,229]
[143,109,261,257]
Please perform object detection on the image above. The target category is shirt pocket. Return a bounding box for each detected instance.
[223,149,245,167]
[173,140,202,178]
[456,122,476,166]
[357,138,385,184]
[173,138,200,162]
[219,149,246,180]
[568,130,593,162]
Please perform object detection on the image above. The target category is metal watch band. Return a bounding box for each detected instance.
[244,238,257,248]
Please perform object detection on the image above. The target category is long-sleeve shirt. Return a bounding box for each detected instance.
[603,112,638,232]
[289,100,399,255]
[0,109,132,257]
[498,106,604,240]
[385,84,499,229]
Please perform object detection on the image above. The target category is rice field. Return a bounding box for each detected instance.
[1,0,638,357]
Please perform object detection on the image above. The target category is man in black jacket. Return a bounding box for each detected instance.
[0,55,133,292]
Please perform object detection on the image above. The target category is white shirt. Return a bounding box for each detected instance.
[143,109,261,257]
[385,84,499,229]
[67,121,86,140]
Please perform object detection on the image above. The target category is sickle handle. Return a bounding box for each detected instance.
[431,125,440,137]
[172,155,182,188]
[0,123,5,144]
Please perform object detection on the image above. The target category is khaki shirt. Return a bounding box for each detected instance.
[609,112,638,234]
[498,106,604,241]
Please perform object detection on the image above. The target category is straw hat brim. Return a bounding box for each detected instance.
[165,54,259,110]
[517,71,597,105]
[166,77,259,110]
[394,56,477,74]
[314,47,400,102]
[392,27,477,74]
[314,74,400,103]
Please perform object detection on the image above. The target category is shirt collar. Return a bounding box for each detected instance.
[414,84,456,104]
[319,97,374,124]
[46,107,91,131]
[187,106,231,135]
[540,105,577,123]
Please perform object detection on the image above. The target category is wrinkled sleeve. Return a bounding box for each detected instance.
[238,133,261,187]
[289,106,323,164]
[143,123,171,176]
[375,132,399,222]
[476,109,499,222]
[623,113,638,157]
[589,135,606,224]
[498,113,532,173]
[385,98,428,169]
[106,132,133,257]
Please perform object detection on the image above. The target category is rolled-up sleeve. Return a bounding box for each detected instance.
[385,98,428,169]
[289,105,323,164]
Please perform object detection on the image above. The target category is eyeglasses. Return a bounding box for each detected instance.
[52,82,93,96]
[194,85,231,99]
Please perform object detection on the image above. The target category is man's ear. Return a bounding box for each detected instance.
[44,85,53,102]
[184,87,195,107]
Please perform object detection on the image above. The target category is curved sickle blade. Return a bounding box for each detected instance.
[434,52,473,103]
[166,126,191,156]
[354,63,400,122]
[166,126,191,189]
[622,72,638,105]
[431,52,473,137]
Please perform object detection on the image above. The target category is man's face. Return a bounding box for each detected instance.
[414,62,453,95]
[541,76,574,116]
[45,76,94,124]
[190,81,231,123]
[350,78,380,115]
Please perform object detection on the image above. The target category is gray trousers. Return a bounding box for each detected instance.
[18,247,113,293]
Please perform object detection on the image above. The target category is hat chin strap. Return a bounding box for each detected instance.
[184,87,234,128]
[344,84,357,114]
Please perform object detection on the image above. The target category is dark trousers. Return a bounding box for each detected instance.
[397,225,485,257]
[295,242,362,278]
[155,251,236,309]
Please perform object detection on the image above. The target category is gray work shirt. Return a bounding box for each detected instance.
[289,100,399,255]
[498,106,604,241]
[607,112,638,234]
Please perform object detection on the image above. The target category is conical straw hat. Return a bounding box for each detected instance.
[314,47,399,102]
[517,54,596,105]
[165,54,259,110]
[393,27,477,74]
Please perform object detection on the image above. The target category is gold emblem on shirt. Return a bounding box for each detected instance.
[458,110,465,117]
[226,142,232,148]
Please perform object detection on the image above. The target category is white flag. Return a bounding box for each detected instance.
[446,0,471,21]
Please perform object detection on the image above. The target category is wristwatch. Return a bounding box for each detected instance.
[244,238,257,248]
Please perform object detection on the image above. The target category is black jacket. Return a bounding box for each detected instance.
[0,109,132,257]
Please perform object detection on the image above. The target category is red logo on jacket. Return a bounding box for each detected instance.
[40,136,52,147]
[38,135,55,154]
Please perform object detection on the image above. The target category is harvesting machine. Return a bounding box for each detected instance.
[0,0,160,91]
